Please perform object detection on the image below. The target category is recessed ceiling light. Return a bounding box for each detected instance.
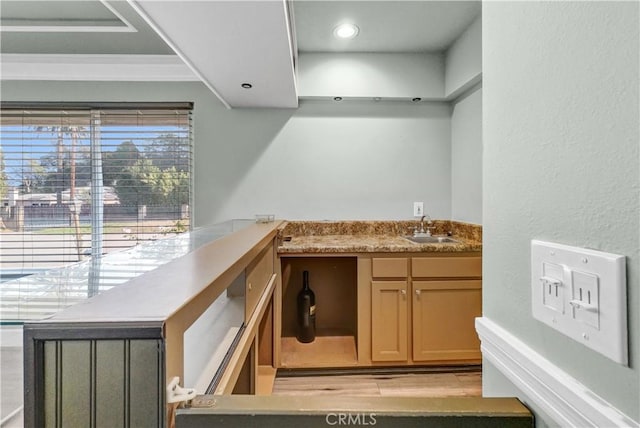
[241,83,252,89]
[333,23,359,39]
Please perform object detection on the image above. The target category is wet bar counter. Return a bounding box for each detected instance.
[275,220,483,370]
[277,220,482,254]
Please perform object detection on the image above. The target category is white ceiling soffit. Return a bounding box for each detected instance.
[129,0,298,109]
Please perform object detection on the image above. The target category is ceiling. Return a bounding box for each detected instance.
[0,1,173,55]
[294,1,480,53]
[0,0,481,107]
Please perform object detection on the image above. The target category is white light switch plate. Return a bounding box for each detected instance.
[531,240,627,365]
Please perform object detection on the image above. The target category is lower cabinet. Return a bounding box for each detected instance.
[412,280,482,362]
[371,280,408,361]
[370,254,482,364]
[276,253,482,368]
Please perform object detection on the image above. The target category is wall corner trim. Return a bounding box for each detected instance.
[475,317,638,428]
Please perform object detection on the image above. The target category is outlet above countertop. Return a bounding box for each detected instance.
[277,220,482,254]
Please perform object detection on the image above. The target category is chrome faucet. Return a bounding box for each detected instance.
[415,214,434,237]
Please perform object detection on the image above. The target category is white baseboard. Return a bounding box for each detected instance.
[476,317,638,428]
[0,325,23,347]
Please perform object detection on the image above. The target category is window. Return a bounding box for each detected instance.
[0,103,193,275]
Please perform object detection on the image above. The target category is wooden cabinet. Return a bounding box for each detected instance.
[275,252,481,368]
[411,255,482,363]
[371,280,408,361]
[412,280,481,362]
[278,256,358,369]
[246,244,274,320]
[370,257,409,362]
[369,254,482,364]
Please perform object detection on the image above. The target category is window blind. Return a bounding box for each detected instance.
[0,104,193,276]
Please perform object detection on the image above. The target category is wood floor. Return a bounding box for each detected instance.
[272,370,482,397]
[0,347,23,427]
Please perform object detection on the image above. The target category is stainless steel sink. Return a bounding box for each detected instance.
[403,236,459,244]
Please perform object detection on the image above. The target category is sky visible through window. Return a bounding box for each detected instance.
[1,125,184,189]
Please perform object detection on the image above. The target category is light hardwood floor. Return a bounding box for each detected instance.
[272,370,482,397]
[0,347,23,427]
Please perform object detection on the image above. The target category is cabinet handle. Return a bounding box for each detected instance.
[415,289,421,299]
[401,289,406,297]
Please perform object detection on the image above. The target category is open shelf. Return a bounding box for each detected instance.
[280,257,358,368]
[280,329,358,368]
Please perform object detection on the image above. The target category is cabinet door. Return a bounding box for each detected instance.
[246,245,274,321]
[412,280,482,362]
[371,281,408,362]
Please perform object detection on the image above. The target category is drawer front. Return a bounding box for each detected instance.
[411,257,481,278]
[246,244,274,320]
[372,258,408,278]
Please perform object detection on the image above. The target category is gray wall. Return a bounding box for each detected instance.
[445,15,481,97]
[1,81,453,225]
[451,87,482,224]
[483,1,639,423]
[298,52,445,98]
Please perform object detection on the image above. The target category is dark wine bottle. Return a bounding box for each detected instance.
[296,270,316,343]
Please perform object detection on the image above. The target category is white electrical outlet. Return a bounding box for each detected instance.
[531,240,627,365]
[413,202,423,217]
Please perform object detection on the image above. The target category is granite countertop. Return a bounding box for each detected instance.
[277,221,482,254]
